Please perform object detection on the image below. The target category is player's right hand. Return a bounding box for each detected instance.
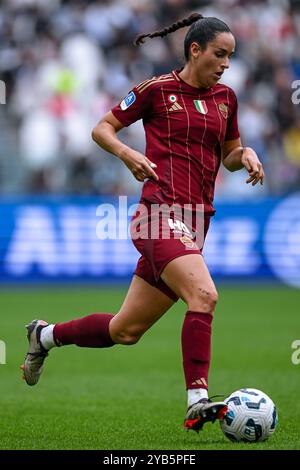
[120,149,159,182]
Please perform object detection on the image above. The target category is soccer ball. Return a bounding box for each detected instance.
[220,388,278,442]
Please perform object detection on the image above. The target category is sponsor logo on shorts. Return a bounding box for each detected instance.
[180,235,195,249]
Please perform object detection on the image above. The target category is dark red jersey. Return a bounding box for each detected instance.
[111,69,240,214]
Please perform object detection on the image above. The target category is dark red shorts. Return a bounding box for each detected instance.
[130,201,211,302]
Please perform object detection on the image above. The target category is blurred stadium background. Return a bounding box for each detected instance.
[0,0,300,452]
[0,0,300,286]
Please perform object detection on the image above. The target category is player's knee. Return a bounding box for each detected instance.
[188,287,218,313]
[113,328,143,346]
[121,334,141,345]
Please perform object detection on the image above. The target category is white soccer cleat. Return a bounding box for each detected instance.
[21,319,49,386]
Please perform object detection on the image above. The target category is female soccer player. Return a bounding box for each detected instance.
[22,13,264,432]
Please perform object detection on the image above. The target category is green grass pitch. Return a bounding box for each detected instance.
[0,286,299,450]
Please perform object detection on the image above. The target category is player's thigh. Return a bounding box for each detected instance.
[109,275,174,343]
[160,254,218,313]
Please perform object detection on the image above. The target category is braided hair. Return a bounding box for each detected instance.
[134,13,232,61]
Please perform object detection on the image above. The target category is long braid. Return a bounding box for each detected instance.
[134,13,203,46]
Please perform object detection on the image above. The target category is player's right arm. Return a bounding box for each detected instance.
[92,111,158,182]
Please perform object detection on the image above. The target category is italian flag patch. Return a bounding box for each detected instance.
[194,100,208,114]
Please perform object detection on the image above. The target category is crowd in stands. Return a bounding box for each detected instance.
[0,0,300,199]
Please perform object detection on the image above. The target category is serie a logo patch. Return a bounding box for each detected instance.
[120,91,136,110]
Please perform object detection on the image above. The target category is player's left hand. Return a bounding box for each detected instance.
[241,147,264,186]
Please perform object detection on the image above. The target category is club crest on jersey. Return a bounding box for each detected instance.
[194,100,208,114]
[120,91,136,110]
[168,94,183,111]
[218,103,228,119]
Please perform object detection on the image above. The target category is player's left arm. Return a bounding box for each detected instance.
[222,138,265,186]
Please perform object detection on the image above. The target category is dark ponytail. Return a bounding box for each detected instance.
[134,13,203,46]
[134,13,232,62]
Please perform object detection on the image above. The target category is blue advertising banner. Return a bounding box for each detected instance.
[0,194,299,287]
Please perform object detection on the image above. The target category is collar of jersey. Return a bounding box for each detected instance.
[172,68,214,94]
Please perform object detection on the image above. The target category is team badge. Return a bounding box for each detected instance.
[120,91,136,110]
[180,235,195,249]
[194,100,208,114]
[218,103,228,119]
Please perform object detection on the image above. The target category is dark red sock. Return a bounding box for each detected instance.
[181,310,213,390]
[53,313,115,348]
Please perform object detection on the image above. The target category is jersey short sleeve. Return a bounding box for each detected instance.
[111,83,153,127]
[224,89,240,141]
